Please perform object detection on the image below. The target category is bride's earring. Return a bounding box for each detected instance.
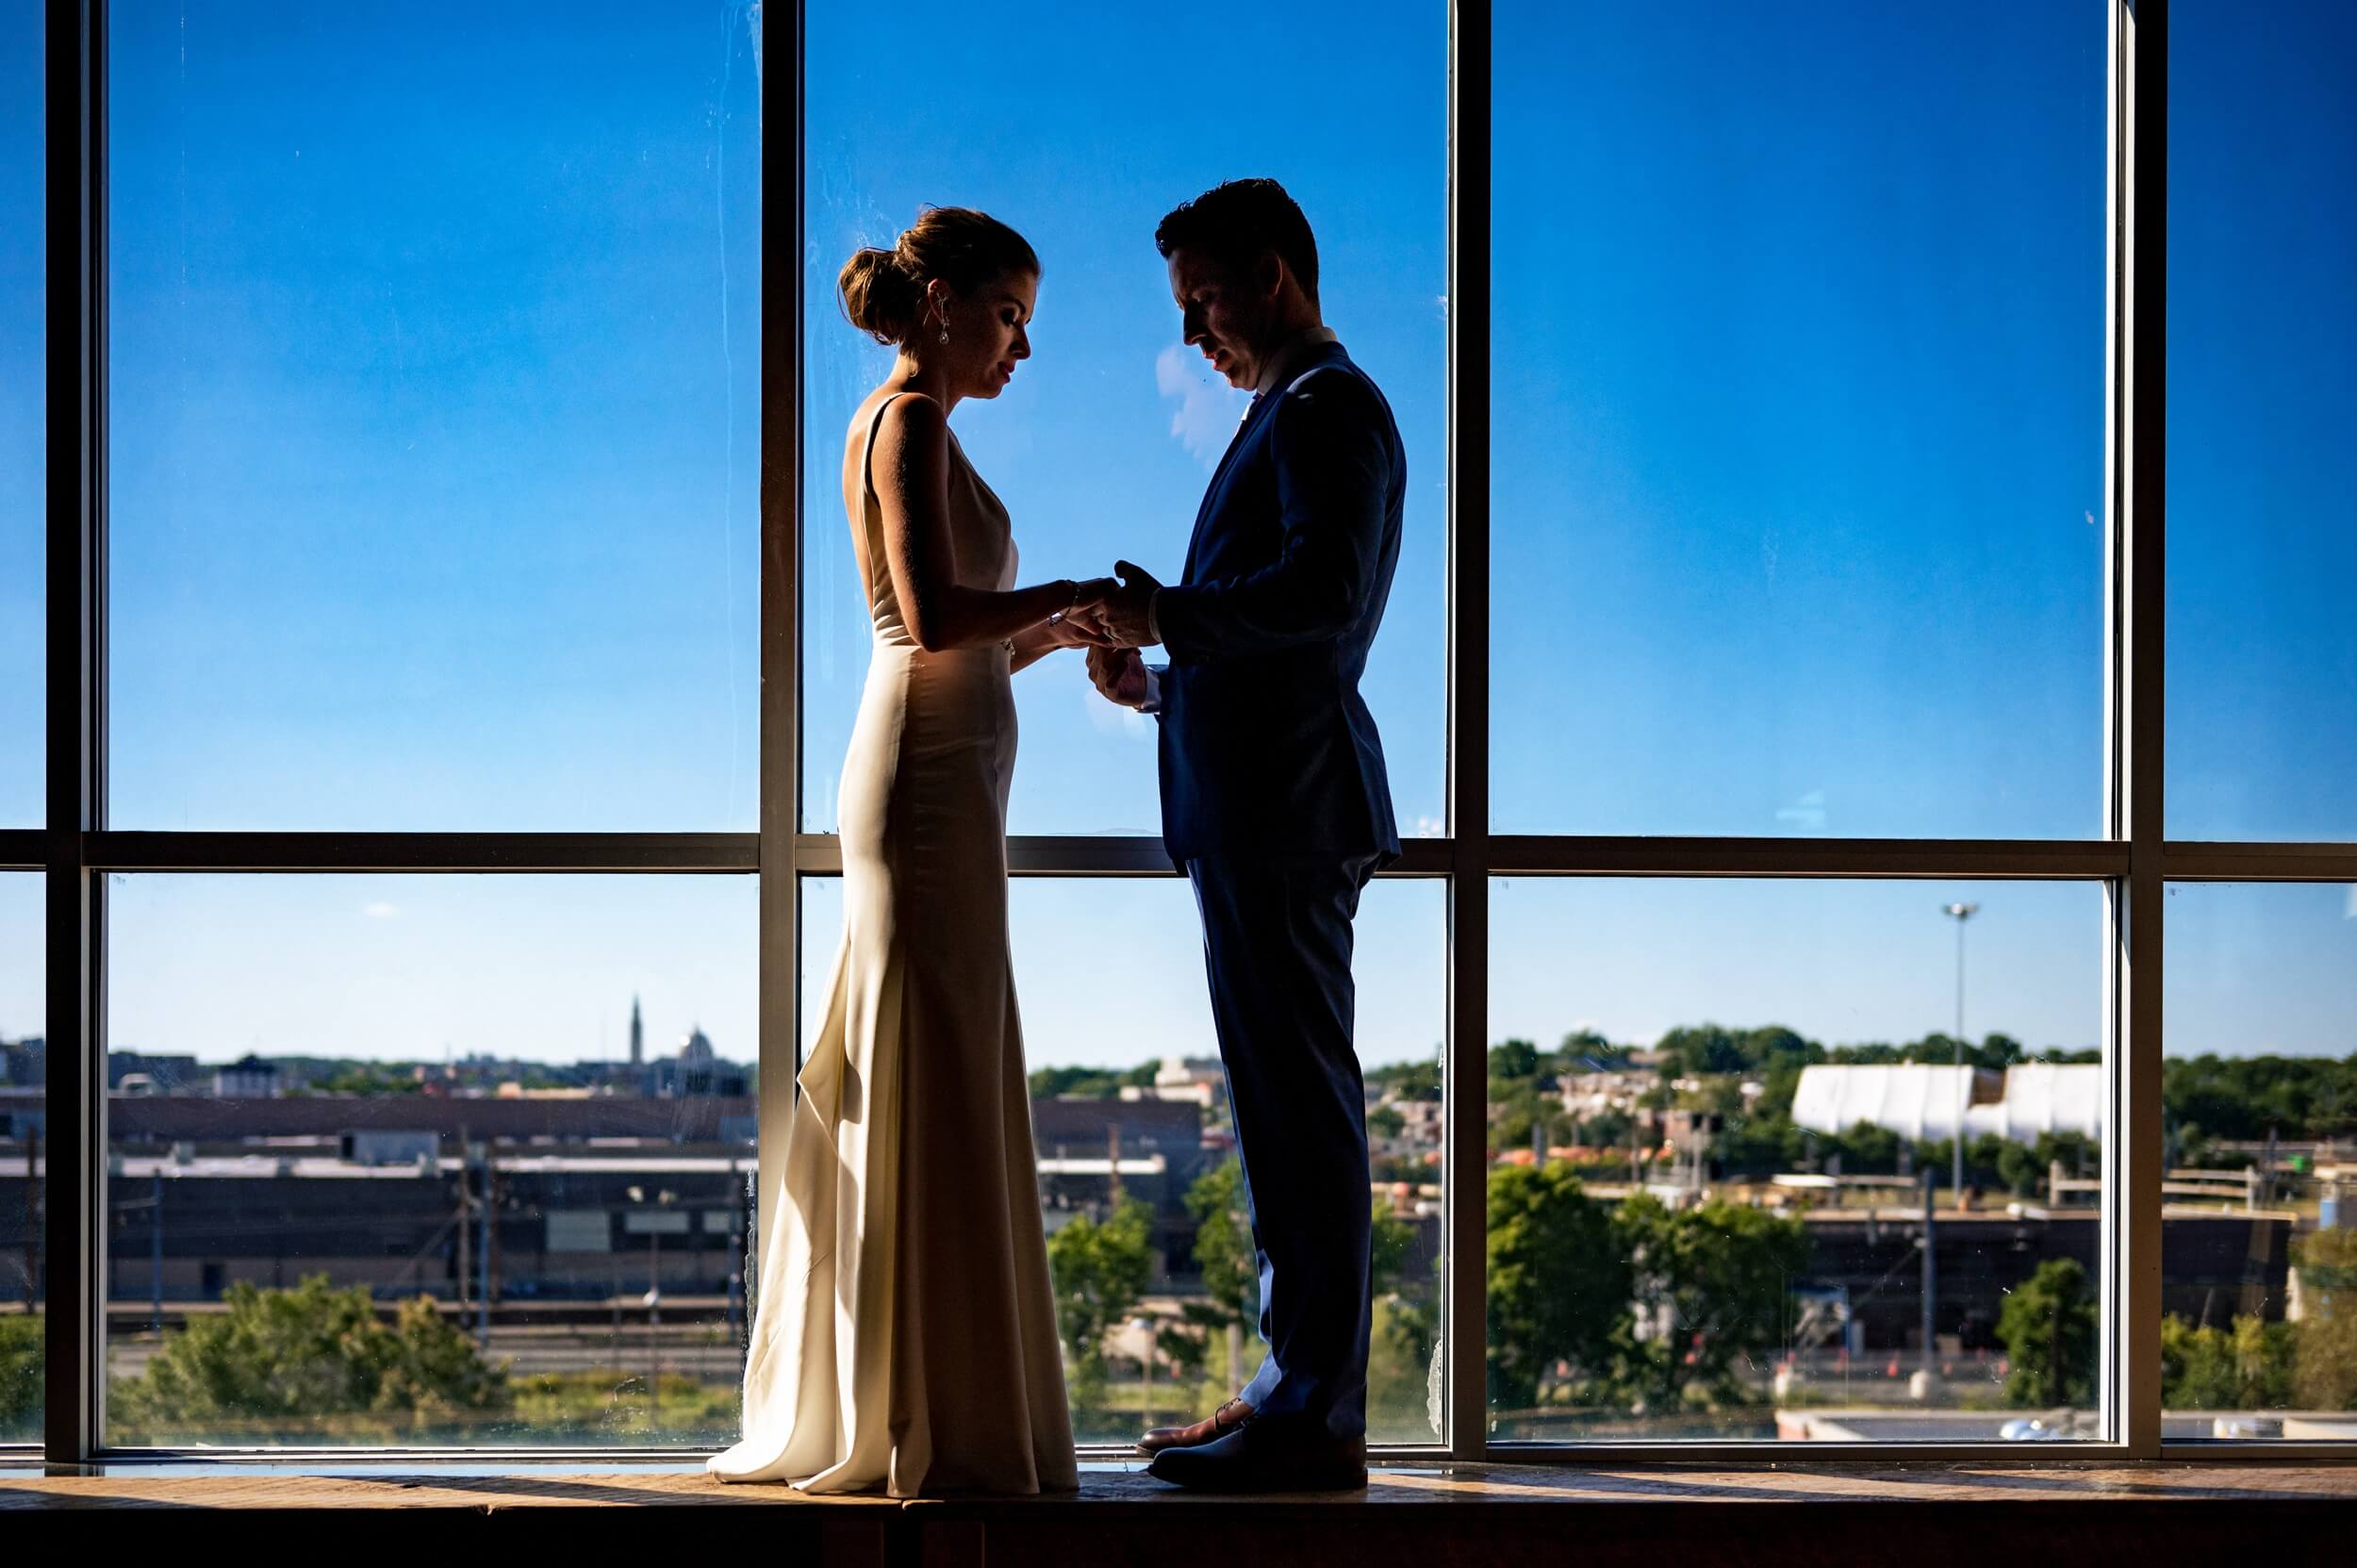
[933,292,949,346]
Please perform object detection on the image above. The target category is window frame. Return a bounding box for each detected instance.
[14,0,2355,1468]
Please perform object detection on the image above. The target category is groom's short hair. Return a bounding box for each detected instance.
[1156,179,1320,304]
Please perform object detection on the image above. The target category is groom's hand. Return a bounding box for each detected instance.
[1095,559,1163,649]
[1086,645,1152,710]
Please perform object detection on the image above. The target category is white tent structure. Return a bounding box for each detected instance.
[1789,1062,2104,1144]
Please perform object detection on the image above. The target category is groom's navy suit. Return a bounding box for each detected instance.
[1150,336,1404,1441]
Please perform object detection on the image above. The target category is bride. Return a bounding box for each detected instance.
[709,206,1108,1495]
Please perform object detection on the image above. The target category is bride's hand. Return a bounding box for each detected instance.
[1041,578,1121,650]
[1069,575,1120,613]
[1041,610,1116,650]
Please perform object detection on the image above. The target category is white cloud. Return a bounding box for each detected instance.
[1774,789,1827,832]
[1155,343,1248,468]
[1080,684,1153,741]
[361,902,399,919]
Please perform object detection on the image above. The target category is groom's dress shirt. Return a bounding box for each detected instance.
[1138,324,1341,712]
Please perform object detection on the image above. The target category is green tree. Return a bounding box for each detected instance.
[1999,1258,2099,1408]
[1555,1029,1626,1074]
[2161,1313,2296,1411]
[1824,1120,1903,1174]
[1028,1065,1123,1099]
[1370,1201,1417,1298]
[0,1313,38,1440]
[1614,1195,1810,1410]
[1369,1054,1443,1103]
[1181,1159,1258,1392]
[108,1276,508,1440]
[2293,1227,2357,1411]
[1484,1164,1628,1411]
[1367,1200,1438,1434]
[1489,1038,1542,1081]
[1047,1199,1154,1409]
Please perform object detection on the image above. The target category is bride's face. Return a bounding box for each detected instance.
[931,269,1036,400]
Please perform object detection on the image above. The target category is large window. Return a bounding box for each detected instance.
[22,0,2355,1470]
[802,877,1448,1447]
[1487,879,2108,1441]
[0,876,41,1445]
[25,0,767,1462]
[107,1,760,832]
[100,874,755,1448]
[1492,1,2106,840]
[799,0,1446,838]
[2167,0,2357,841]
[2162,883,2357,1442]
[1,5,39,828]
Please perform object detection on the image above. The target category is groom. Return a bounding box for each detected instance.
[1085,178,1405,1492]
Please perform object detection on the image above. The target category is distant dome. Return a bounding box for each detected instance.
[679,1027,715,1063]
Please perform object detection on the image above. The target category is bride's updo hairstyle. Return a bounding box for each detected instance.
[839,206,1040,346]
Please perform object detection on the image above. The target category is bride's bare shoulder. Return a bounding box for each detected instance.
[867,393,949,476]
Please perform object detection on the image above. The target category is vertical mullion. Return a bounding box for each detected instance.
[757,4,805,1211]
[1444,0,1492,1463]
[2116,0,2167,1461]
[41,0,100,1471]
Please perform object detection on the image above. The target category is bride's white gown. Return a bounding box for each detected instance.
[708,391,1077,1495]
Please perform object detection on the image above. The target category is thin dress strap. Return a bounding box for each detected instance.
[855,392,909,632]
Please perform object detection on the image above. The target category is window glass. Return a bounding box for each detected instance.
[0,875,42,1444]
[1492,1,2105,838]
[0,8,41,829]
[2167,0,2357,841]
[107,2,761,831]
[1489,877,2107,1442]
[802,874,1448,1445]
[800,0,1447,839]
[103,873,756,1447]
[2162,883,2357,1442]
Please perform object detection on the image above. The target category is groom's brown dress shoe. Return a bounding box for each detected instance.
[1144,1411,1368,1493]
[1136,1395,1255,1455]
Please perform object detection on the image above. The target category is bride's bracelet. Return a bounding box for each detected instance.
[1046,578,1080,627]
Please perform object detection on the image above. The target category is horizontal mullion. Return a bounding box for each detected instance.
[0,829,41,871]
[84,832,759,873]
[2160,841,2357,883]
[1479,1441,2142,1463]
[1491,835,2128,879]
[789,834,2147,880]
[790,834,1458,877]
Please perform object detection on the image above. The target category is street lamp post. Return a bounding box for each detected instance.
[1942,902,1980,1207]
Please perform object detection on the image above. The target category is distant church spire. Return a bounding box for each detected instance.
[629,994,644,1066]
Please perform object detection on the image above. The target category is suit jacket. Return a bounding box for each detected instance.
[1152,338,1405,863]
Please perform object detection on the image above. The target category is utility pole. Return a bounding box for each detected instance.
[151,1164,164,1332]
[649,1219,661,1418]
[476,1146,491,1349]
[453,1127,470,1319]
[25,1123,40,1307]
[1919,1168,1938,1396]
[1942,902,1979,1206]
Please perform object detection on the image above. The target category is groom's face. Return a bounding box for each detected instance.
[1168,247,1277,391]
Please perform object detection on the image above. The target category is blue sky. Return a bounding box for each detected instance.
[1,2,2350,1066]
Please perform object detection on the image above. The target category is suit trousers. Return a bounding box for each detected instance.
[1184,849,1383,1442]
